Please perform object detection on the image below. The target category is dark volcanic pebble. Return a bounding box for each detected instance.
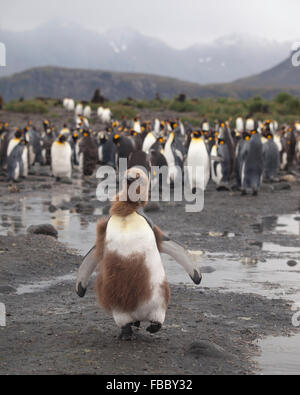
[27,224,58,238]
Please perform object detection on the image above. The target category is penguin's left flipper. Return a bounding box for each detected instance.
[160,238,202,285]
[76,246,98,297]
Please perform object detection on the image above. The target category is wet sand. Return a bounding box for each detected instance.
[0,167,299,375]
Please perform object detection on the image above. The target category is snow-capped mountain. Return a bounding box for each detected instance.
[0,22,292,83]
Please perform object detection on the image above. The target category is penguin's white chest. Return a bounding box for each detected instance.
[51,142,72,178]
[142,132,156,153]
[187,139,210,189]
[105,213,165,282]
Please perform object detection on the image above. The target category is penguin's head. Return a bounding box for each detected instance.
[120,167,149,205]
[72,131,79,140]
[113,134,121,145]
[170,121,178,130]
[15,129,23,139]
[82,130,90,137]
[130,129,138,136]
[58,134,66,144]
[192,130,201,138]
[218,138,225,145]
[243,132,251,141]
[250,129,258,135]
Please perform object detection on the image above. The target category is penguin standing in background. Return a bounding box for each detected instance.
[113,133,135,167]
[210,136,231,188]
[43,127,56,165]
[240,130,263,196]
[51,134,72,180]
[83,105,92,118]
[79,130,99,177]
[70,130,80,166]
[142,119,162,154]
[98,131,116,167]
[281,127,296,171]
[75,167,202,340]
[129,129,143,151]
[0,123,12,169]
[132,116,141,134]
[236,117,244,133]
[164,122,185,185]
[245,115,255,132]
[75,103,83,116]
[186,129,210,192]
[7,131,27,182]
[235,132,250,189]
[263,132,280,182]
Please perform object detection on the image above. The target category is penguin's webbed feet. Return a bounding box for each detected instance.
[119,323,134,341]
[146,322,162,334]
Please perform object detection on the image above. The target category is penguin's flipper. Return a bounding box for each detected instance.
[76,246,98,297]
[160,239,202,285]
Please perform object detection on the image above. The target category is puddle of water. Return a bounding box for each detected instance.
[16,273,76,295]
[261,214,300,237]
[263,243,300,254]
[254,334,300,375]
[0,194,100,255]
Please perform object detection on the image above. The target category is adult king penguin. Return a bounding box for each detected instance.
[51,134,72,180]
[75,167,202,340]
[262,132,280,182]
[187,129,210,192]
[240,130,263,196]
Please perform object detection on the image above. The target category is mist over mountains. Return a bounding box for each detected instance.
[0,21,292,84]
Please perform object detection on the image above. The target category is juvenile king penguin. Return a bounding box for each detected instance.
[187,130,210,192]
[75,167,202,340]
[51,134,72,180]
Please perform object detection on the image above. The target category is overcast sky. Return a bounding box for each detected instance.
[0,0,299,48]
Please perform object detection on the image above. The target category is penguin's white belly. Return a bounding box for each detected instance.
[22,147,28,177]
[51,143,72,178]
[142,133,156,153]
[98,146,103,162]
[211,146,222,185]
[105,213,166,326]
[187,140,210,190]
[164,137,178,183]
[7,139,19,157]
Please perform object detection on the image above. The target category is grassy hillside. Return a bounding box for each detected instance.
[1,66,300,103]
[2,93,300,126]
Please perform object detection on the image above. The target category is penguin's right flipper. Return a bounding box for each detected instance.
[76,246,98,297]
[160,238,202,285]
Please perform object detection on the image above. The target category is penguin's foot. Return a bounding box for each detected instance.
[241,190,247,196]
[119,324,134,341]
[133,321,140,328]
[252,189,258,196]
[146,322,162,334]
